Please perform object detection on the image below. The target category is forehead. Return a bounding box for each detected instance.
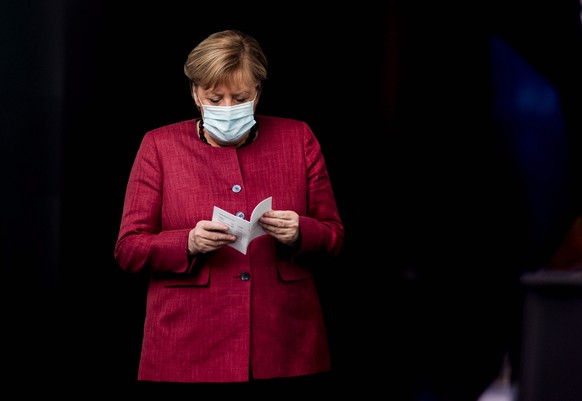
[202,67,256,93]
[201,82,255,95]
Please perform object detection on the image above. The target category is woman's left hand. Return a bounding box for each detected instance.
[259,210,300,246]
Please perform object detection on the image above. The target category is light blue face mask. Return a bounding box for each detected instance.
[201,98,256,145]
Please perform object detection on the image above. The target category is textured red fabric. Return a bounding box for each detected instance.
[114,115,344,383]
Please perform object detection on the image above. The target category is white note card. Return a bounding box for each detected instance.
[211,197,272,254]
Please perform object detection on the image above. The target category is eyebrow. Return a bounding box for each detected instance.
[206,91,252,97]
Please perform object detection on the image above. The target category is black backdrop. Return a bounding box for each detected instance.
[2,0,581,396]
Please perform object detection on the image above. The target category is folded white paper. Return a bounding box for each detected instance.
[211,197,272,254]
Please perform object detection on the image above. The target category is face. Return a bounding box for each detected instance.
[194,83,259,109]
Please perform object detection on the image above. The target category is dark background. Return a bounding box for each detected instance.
[2,0,581,395]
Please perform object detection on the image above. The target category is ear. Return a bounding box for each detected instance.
[191,85,201,108]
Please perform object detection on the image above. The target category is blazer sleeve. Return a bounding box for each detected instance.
[113,132,192,274]
[295,123,345,258]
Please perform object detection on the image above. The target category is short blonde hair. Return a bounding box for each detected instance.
[184,30,268,94]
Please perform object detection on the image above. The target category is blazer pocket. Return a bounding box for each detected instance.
[162,265,210,287]
[277,260,312,282]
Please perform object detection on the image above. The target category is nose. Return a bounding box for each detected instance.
[222,97,236,106]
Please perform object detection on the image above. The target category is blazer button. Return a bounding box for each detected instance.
[236,211,245,219]
[231,184,242,193]
[240,272,250,281]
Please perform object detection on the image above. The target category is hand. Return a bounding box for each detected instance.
[188,220,237,255]
[259,210,300,246]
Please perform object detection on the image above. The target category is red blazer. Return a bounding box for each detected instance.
[114,115,344,383]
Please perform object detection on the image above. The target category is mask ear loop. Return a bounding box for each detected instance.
[190,83,202,112]
[190,85,207,143]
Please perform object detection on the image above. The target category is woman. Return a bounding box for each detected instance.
[113,29,344,389]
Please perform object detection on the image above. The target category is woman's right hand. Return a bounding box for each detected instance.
[188,220,237,255]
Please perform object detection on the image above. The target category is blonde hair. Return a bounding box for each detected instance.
[184,30,268,94]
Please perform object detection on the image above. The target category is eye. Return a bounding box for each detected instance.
[209,98,221,104]
[235,97,249,103]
